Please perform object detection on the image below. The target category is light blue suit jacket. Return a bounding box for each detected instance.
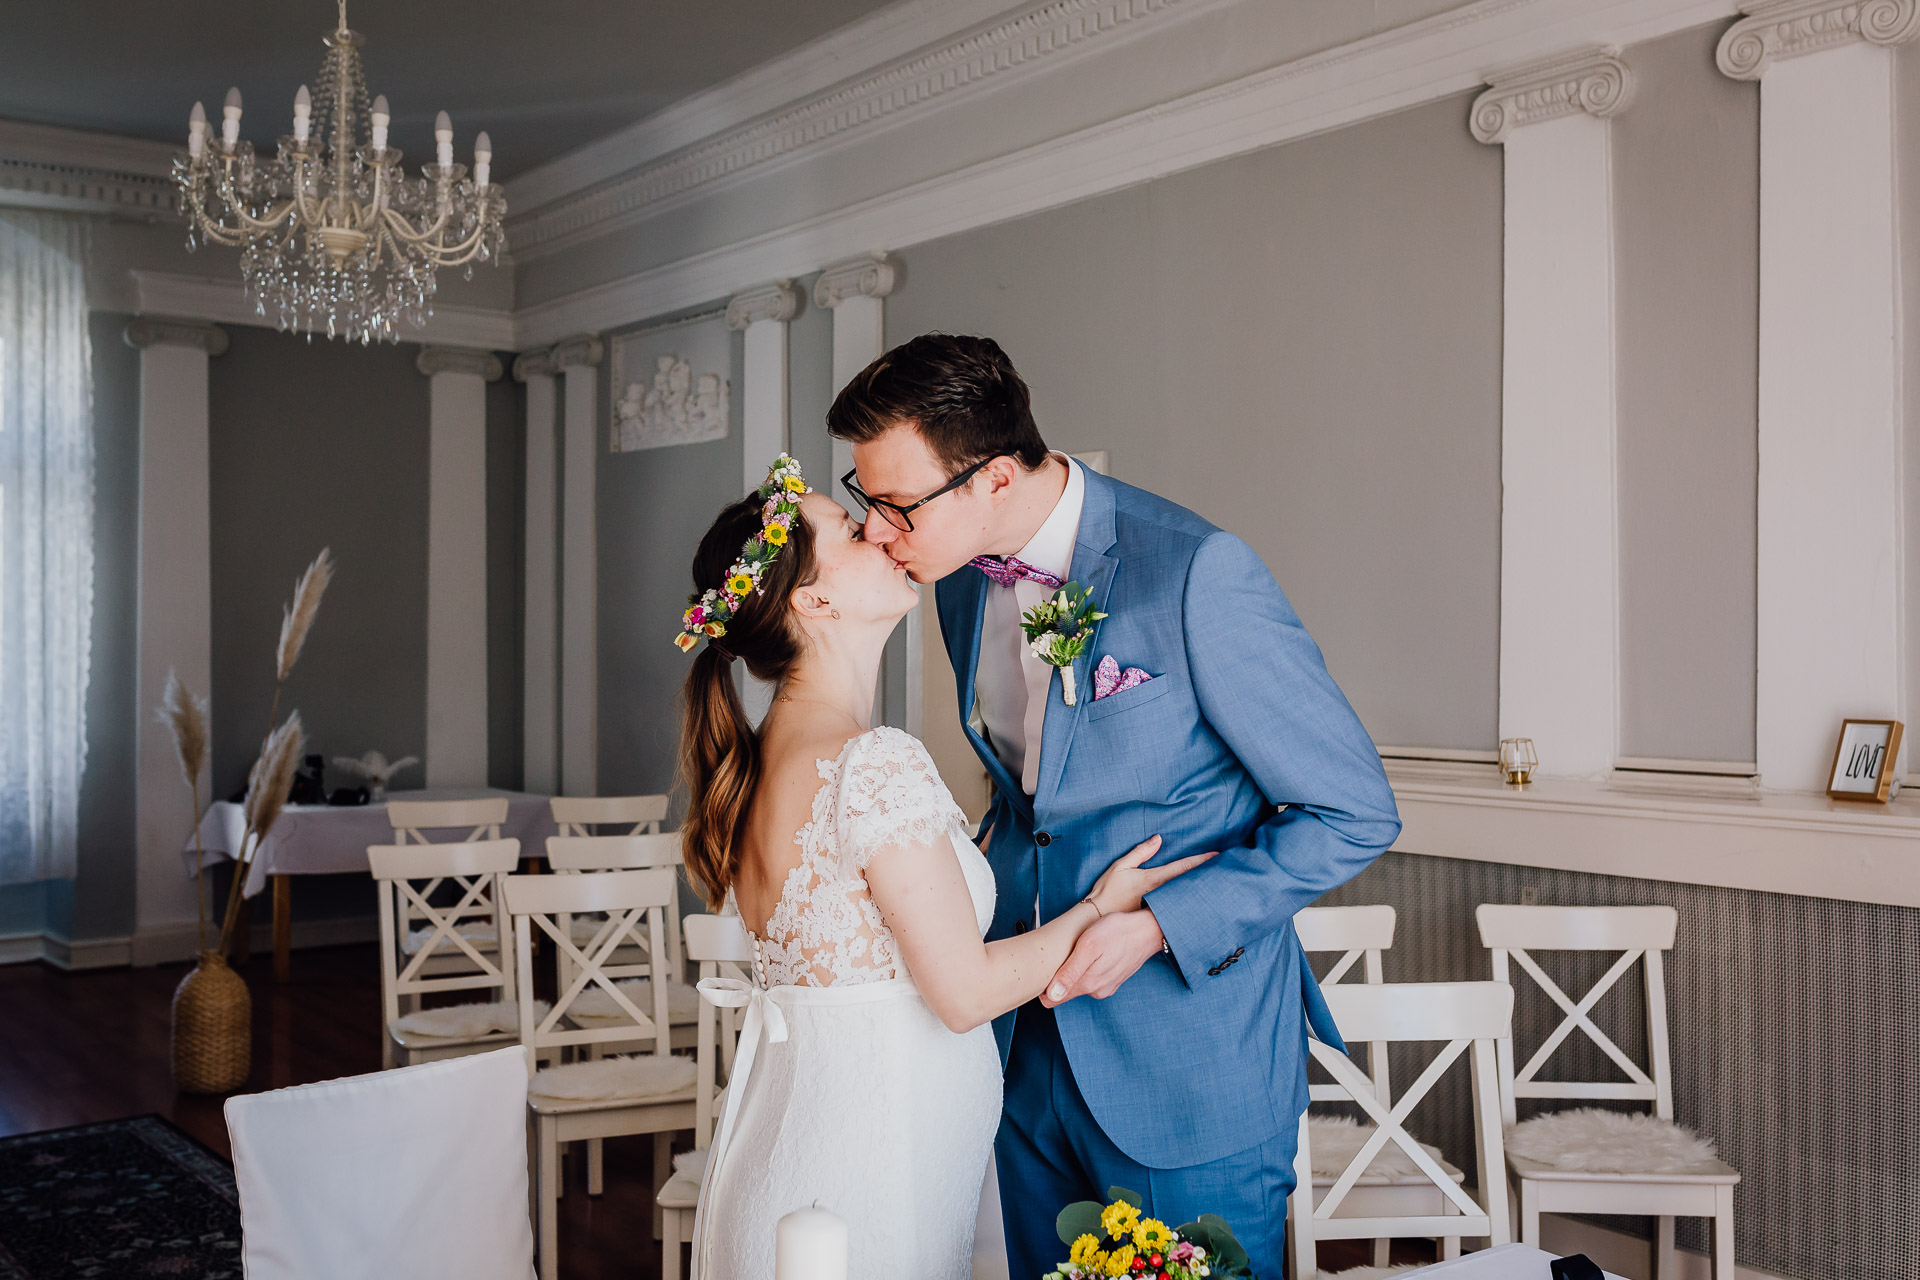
[935,467,1401,1168]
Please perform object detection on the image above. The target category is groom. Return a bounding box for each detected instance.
[829,334,1400,1280]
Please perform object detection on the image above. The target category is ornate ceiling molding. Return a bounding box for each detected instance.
[1470,48,1633,144]
[552,335,605,369]
[813,253,897,309]
[123,316,229,355]
[416,346,505,381]
[1716,0,1919,79]
[503,0,1215,262]
[513,347,559,381]
[724,279,803,330]
[0,120,178,218]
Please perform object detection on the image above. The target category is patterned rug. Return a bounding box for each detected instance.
[0,1116,240,1279]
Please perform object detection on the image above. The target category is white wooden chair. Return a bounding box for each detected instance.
[549,793,669,836]
[505,868,698,1280]
[1288,981,1513,1279]
[385,797,514,980]
[1477,904,1739,1280]
[369,839,521,1070]
[658,913,752,1280]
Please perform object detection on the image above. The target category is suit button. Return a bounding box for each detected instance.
[1034,831,1052,847]
[1232,947,1245,959]
[1014,920,1030,935]
[1207,966,1222,977]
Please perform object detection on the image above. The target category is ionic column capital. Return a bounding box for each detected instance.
[813,253,897,309]
[416,346,504,380]
[726,280,804,330]
[1717,0,1919,80]
[552,334,604,369]
[513,347,558,381]
[124,316,229,355]
[1470,49,1634,145]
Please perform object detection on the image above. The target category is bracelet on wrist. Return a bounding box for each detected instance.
[1080,896,1104,919]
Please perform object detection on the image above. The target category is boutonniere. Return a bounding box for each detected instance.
[1020,582,1107,705]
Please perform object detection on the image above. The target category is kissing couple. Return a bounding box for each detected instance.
[676,334,1401,1280]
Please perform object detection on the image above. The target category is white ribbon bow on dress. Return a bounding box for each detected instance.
[689,976,788,1280]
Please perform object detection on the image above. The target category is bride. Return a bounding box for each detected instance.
[676,456,1207,1280]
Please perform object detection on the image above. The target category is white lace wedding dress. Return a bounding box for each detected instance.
[693,727,1003,1280]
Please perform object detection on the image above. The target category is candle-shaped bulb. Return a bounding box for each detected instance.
[221,86,243,146]
[473,130,492,189]
[188,100,207,158]
[370,94,390,152]
[292,84,311,143]
[434,110,453,167]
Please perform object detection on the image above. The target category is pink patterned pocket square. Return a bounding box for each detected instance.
[1092,655,1153,701]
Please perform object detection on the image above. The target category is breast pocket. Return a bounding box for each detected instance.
[1084,674,1177,722]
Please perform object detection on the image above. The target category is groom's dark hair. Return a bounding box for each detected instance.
[827,333,1050,472]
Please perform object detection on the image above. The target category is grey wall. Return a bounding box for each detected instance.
[882,93,1505,751]
[1614,24,1760,764]
[488,374,526,791]
[0,310,140,942]
[1900,42,1920,752]
[597,310,746,798]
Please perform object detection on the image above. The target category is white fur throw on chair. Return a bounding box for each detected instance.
[1307,1115,1458,1181]
[571,978,702,1023]
[392,999,549,1040]
[1506,1107,1720,1173]
[530,1054,697,1102]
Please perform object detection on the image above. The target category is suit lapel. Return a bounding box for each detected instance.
[1032,471,1119,811]
[947,568,1029,820]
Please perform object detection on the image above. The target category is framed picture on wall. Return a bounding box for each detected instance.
[1826,718,1904,803]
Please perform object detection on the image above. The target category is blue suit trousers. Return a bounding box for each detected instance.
[996,1002,1298,1280]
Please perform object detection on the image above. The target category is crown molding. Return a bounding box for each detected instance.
[503,0,1229,263]
[813,253,898,308]
[416,346,505,380]
[513,347,559,381]
[515,0,1733,346]
[0,119,178,217]
[123,315,228,355]
[725,279,803,329]
[127,270,517,349]
[1716,0,1920,78]
[1470,47,1633,142]
[552,334,604,369]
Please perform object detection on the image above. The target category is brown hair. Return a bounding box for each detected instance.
[826,333,1049,473]
[676,494,819,909]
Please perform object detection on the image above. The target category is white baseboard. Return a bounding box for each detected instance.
[0,913,379,970]
[1540,1213,1790,1280]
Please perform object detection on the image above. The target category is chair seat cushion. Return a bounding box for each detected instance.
[403,921,500,955]
[1307,1115,1463,1186]
[571,979,702,1026]
[529,1054,698,1110]
[390,999,550,1046]
[657,1146,710,1209]
[1506,1107,1731,1176]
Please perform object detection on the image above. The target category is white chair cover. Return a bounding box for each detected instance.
[224,1045,535,1280]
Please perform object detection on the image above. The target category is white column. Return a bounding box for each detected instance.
[817,254,919,731]
[726,281,805,726]
[1472,52,1634,780]
[127,317,225,963]
[555,335,604,798]
[416,347,501,788]
[514,346,560,796]
[1720,2,1916,790]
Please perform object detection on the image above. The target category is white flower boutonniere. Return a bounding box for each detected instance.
[1019,582,1107,705]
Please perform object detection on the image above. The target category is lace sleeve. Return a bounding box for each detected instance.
[834,727,967,873]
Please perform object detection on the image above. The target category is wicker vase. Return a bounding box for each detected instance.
[171,950,251,1094]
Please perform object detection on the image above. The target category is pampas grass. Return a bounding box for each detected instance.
[157,671,211,952]
[276,548,333,685]
[218,711,307,958]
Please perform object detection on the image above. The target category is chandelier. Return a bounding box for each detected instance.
[173,0,506,345]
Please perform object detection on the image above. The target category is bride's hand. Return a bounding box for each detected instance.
[1086,836,1215,916]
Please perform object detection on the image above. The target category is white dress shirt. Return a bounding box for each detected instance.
[976,454,1086,797]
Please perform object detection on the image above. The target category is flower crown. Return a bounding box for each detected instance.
[675,453,810,653]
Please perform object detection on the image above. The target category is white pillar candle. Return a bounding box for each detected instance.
[775,1205,847,1280]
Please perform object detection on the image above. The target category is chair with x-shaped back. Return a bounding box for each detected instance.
[384,797,514,985]
[1477,904,1738,1280]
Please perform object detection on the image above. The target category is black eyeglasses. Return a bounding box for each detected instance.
[841,455,1004,532]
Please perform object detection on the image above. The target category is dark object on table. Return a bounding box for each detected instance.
[327,785,371,807]
[1551,1255,1604,1280]
[289,754,327,806]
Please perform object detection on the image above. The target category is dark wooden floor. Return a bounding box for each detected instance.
[0,945,1412,1279]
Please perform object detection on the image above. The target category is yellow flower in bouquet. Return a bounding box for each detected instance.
[1100,1201,1140,1240]
[1133,1220,1173,1253]
[1070,1236,1102,1268]
[1104,1246,1136,1277]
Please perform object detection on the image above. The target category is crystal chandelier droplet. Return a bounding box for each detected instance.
[173,0,506,345]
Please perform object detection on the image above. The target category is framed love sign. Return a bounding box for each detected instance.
[1826,718,1904,803]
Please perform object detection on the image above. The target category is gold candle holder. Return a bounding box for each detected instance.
[1499,737,1538,786]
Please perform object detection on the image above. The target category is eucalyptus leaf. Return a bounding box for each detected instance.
[1056,1201,1105,1245]
[1107,1186,1144,1210]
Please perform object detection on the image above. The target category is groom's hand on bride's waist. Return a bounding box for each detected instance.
[1040,908,1166,1006]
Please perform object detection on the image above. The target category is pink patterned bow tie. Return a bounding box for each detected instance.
[969,555,1064,590]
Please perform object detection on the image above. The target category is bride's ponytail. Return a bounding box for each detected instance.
[676,492,817,909]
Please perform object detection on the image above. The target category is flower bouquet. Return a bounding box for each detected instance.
[1045,1188,1253,1280]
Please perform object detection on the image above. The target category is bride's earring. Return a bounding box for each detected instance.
[831,609,841,619]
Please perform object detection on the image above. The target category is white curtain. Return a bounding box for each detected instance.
[0,211,93,885]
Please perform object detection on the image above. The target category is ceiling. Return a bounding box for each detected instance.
[0,0,901,180]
